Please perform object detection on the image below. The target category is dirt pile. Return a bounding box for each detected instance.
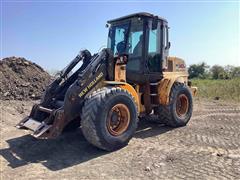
[0,56,51,100]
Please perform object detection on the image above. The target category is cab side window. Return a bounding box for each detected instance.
[147,21,161,72]
[128,31,143,56]
[126,19,143,72]
[148,29,157,53]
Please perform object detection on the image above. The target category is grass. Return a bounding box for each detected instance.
[191,78,240,102]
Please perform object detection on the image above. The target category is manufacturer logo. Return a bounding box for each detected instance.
[79,72,104,97]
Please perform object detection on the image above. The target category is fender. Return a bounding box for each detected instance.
[104,81,140,112]
[158,72,188,105]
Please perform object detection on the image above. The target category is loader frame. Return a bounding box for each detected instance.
[17,12,197,145]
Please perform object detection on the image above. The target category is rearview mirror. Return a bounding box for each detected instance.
[168,42,171,49]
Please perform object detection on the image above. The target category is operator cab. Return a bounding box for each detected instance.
[107,12,170,83]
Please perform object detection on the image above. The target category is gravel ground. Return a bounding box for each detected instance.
[0,99,240,180]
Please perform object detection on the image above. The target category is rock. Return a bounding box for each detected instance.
[3,92,10,96]
[21,82,30,87]
[159,162,166,166]
[153,163,160,168]
[23,61,30,66]
[144,166,151,171]
[33,77,39,81]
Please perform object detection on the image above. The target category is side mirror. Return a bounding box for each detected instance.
[165,42,171,50]
[168,42,171,49]
[105,23,109,28]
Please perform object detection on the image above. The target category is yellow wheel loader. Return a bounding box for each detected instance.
[17,12,197,151]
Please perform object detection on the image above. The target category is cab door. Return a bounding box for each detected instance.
[162,21,170,70]
[145,19,163,79]
[145,20,170,79]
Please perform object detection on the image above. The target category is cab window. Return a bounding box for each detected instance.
[147,21,161,72]
[126,19,143,72]
[107,23,129,55]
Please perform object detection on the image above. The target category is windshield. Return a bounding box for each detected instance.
[108,19,144,72]
[107,23,130,55]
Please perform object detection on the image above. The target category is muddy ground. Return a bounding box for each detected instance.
[0,99,240,180]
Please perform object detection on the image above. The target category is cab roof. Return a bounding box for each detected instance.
[107,12,167,23]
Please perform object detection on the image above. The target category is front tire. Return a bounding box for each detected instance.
[81,87,138,151]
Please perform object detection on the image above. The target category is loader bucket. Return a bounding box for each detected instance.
[16,104,66,139]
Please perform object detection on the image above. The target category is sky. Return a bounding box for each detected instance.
[1,0,240,71]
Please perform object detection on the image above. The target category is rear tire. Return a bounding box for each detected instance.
[155,82,193,127]
[81,87,138,151]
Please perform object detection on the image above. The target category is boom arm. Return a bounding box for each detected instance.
[17,48,114,138]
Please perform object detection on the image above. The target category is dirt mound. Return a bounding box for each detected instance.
[0,56,51,100]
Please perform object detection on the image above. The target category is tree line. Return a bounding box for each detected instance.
[188,63,240,79]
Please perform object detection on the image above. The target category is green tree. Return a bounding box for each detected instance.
[210,65,225,79]
[224,65,235,79]
[232,66,240,78]
[218,71,230,79]
[188,62,209,79]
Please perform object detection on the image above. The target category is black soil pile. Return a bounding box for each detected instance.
[0,57,51,100]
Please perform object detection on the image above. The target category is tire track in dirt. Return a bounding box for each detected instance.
[130,101,240,179]
[1,99,240,179]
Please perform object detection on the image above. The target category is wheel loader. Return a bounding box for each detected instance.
[17,12,197,151]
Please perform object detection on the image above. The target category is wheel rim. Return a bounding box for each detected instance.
[107,104,130,136]
[176,94,189,118]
